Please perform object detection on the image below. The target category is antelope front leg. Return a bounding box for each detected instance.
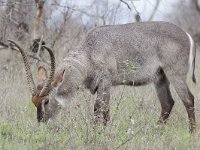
[94,80,111,126]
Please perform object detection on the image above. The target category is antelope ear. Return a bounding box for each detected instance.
[38,66,47,82]
[51,69,65,87]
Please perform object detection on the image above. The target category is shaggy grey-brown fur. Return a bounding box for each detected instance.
[47,21,196,132]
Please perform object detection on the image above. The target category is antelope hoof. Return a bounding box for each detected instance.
[157,118,167,124]
[190,124,197,134]
[103,113,110,126]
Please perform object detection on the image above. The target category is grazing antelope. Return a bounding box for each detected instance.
[9,21,196,132]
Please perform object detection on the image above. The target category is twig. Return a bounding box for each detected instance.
[115,136,133,149]
[0,41,50,66]
[120,0,131,10]
[0,1,35,6]
[112,2,121,24]
[0,41,9,48]
[148,0,160,21]
[28,53,50,66]
[36,37,43,58]
[110,85,126,126]
[0,41,19,52]
[130,1,141,22]
[193,0,200,15]
[130,1,139,14]
[115,126,143,149]
[51,11,71,49]
[120,0,141,22]
[51,3,103,19]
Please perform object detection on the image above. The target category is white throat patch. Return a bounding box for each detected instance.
[55,95,66,107]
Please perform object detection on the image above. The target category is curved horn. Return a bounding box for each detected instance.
[7,40,36,96]
[39,46,55,97]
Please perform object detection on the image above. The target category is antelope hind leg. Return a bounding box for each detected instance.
[154,70,174,124]
[170,78,196,133]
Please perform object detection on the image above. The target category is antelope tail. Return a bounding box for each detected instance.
[186,32,196,83]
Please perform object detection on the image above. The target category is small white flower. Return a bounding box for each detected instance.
[127,119,135,135]
[131,119,135,125]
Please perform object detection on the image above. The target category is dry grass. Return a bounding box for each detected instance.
[0,49,200,150]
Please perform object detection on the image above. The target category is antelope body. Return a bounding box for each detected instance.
[10,21,196,132]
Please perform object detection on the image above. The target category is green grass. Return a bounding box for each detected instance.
[0,53,200,150]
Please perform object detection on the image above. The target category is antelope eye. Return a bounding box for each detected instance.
[44,99,49,105]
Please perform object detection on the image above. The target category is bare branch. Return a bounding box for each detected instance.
[0,41,19,52]
[36,37,43,58]
[0,1,35,7]
[34,0,45,39]
[120,0,131,10]
[0,41,9,48]
[120,0,141,22]
[193,0,200,15]
[28,54,50,66]
[148,0,160,21]
[0,41,50,66]
[51,10,71,48]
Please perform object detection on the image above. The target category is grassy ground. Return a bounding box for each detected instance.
[0,49,200,150]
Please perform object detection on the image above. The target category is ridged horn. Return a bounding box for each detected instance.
[39,46,55,97]
[7,40,36,96]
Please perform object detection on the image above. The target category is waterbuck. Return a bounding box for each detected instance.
[9,21,196,132]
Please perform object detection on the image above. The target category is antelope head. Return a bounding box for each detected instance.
[8,40,64,122]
